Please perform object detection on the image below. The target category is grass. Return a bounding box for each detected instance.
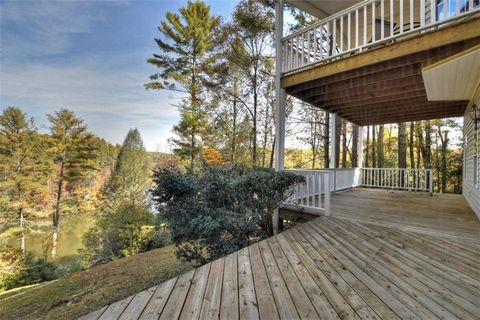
[0,245,193,320]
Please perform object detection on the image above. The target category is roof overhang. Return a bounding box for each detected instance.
[284,0,362,19]
[422,44,480,101]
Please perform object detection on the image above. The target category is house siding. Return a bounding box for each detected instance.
[463,83,480,219]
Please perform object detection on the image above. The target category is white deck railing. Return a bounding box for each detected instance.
[282,0,480,73]
[362,168,433,193]
[283,169,331,216]
[283,167,433,216]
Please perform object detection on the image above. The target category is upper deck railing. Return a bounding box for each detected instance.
[282,0,480,74]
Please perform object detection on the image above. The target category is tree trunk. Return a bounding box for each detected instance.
[335,115,341,168]
[377,125,384,168]
[352,125,359,167]
[252,67,258,166]
[437,125,448,193]
[231,87,238,163]
[424,120,432,169]
[19,207,25,255]
[365,126,370,167]
[398,123,407,168]
[409,122,415,168]
[52,159,64,259]
[324,113,330,168]
[341,120,347,168]
[372,126,377,167]
[269,135,275,168]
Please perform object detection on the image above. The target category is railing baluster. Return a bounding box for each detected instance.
[372,2,376,42]
[381,0,385,39]
[326,22,331,58]
[355,8,359,48]
[301,32,305,65]
[420,0,426,27]
[400,0,404,33]
[348,12,352,50]
[340,15,344,52]
[332,19,336,56]
[390,0,394,36]
[364,5,367,46]
[410,0,414,29]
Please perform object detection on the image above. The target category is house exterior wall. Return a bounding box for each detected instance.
[463,83,480,219]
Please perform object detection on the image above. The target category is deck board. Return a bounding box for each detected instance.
[80,189,480,320]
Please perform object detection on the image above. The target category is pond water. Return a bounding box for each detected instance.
[2,213,95,267]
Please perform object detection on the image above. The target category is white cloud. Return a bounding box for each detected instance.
[0,0,114,58]
[1,61,186,151]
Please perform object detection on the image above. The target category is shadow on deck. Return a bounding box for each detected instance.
[80,188,480,320]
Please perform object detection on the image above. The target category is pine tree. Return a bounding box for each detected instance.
[0,107,51,253]
[108,129,151,205]
[146,0,223,171]
[48,109,98,258]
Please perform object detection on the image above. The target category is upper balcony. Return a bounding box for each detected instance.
[278,0,480,126]
[282,0,480,77]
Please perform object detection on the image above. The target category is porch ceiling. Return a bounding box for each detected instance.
[284,38,480,126]
[284,0,362,19]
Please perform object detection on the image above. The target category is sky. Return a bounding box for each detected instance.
[0,0,238,152]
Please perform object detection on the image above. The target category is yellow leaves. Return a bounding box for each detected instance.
[202,147,224,165]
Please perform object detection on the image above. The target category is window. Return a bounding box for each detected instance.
[436,0,479,21]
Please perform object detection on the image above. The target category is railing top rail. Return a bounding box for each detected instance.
[284,168,331,174]
[282,0,375,41]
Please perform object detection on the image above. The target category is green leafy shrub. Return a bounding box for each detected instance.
[0,248,58,292]
[151,164,304,264]
[80,204,166,266]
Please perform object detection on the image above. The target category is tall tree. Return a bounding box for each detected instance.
[108,129,151,205]
[372,125,377,167]
[48,109,98,258]
[334,115,341,168]
[229,0,274,165]
[341,120,348,168]
[146,0,223,171]
[377,125,385,167]
[409,122,415,168]
[324,113,330,167]
[351,125,359,167]
[365,126,370,167]
[398,122,407,168]
[0,107,51,253]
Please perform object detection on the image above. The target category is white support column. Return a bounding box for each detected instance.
[274,0,285,173]
[273,0,284,235]
[358,126,364,168]
[329,113,337,169]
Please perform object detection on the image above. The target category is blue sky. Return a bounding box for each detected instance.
[0,0,238,151]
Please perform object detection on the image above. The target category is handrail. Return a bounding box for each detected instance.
[281,167,434,217]
[283,0,374,41]
[281,0,480,74]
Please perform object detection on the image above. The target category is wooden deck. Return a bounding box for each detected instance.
[80,189,480,320]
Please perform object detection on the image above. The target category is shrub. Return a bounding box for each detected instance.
[0,248,58,292]
[151,164,304,264]
[80,204,166,266]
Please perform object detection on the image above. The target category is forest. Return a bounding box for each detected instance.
[0,0,464,293]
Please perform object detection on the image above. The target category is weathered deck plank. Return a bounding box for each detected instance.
[80,189,480,320]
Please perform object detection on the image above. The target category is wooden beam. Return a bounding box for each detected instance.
[312,85,426,106]
[282,18,480,88]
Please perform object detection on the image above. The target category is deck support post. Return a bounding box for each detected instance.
[274,0,284,235]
